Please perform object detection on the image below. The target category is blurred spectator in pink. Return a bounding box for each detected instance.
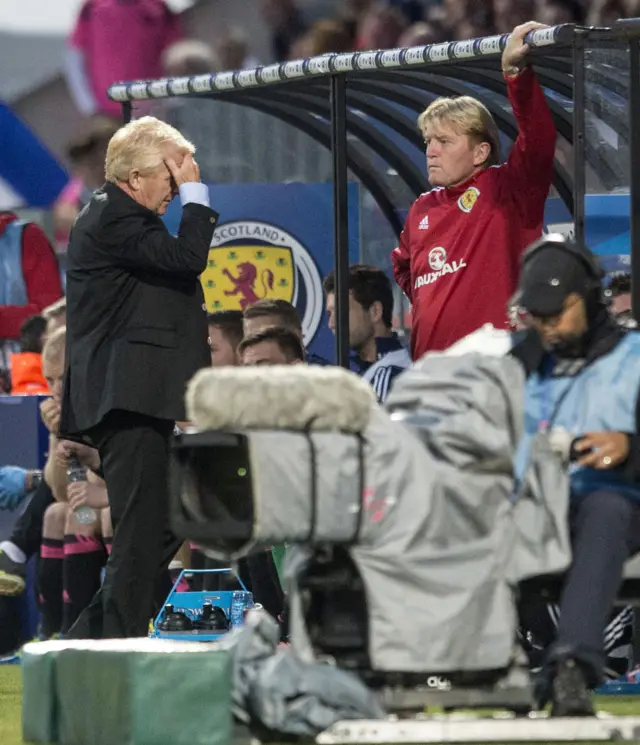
[261,0,307,61]
[64,0,183,118]
[355,2,408,51]
[53,117,120,253]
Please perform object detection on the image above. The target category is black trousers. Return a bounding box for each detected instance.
[10,479,54,557]
[67,410,180,639]
[245,550,284,621]
[546,490,640,685]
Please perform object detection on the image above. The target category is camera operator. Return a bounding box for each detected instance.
[511,234,640,717]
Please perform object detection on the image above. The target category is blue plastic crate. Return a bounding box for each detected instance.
[595,678,640,696]
[151,568,254,642]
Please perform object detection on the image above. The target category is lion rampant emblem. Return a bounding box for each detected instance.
[457,186,480,214]
[222,262,275,310]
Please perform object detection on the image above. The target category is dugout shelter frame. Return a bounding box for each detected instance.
[109,19,640,369]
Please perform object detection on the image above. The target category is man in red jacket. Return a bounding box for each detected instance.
[0,213,63,391]
[391,21,557,360]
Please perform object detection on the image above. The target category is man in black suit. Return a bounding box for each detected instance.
[59,116,218,638]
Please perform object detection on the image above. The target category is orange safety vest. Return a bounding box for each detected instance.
[10,352,49,395]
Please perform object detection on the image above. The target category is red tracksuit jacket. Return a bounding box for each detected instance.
[0,212,63,340]
[391,67,557,360]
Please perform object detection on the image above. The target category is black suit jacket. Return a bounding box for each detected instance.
[60,182,218,439]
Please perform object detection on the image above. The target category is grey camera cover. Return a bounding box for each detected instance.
[187,351,571,674]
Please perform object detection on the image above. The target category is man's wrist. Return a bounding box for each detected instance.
[503,64,524,78]
[179,182,210,208]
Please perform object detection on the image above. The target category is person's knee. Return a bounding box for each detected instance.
[42,503,69,539]
[65,507,100,536]
[576,490,633,527]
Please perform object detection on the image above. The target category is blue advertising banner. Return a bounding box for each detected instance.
[544,194,630,275]
[163,182,360,363]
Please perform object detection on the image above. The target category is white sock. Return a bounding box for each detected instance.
[0,541,26,564]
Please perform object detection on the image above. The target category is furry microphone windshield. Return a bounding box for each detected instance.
[186,365,377,433]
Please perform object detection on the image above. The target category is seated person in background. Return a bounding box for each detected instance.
[0,211,63,381]
[0,302,69,594]
[42,298,67,337]
[189,310,245,590]
[237,325,306,633]
[36,469,110,638]
[511,234,640,717]
[242,298,328,365]
[10,315,49,395]
[29,327,108,637]
[207,310,243,367]
[324,264,410,402]
[239,325,305,367]
[0,328,104,632]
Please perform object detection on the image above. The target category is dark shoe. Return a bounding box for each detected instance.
[0,550,26,596]
[550,658,595,717]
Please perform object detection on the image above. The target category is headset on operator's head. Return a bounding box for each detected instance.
[521,234,639,329]
[521,233,604,294]
[605,271,631,299]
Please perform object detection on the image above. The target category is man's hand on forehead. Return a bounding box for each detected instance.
[165,152,200,186]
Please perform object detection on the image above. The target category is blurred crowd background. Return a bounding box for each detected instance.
[4,0,640,171]
[1,0,637,261]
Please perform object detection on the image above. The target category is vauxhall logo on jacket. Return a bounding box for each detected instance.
[414,246,467,289]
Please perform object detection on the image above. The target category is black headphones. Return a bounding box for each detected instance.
[521,233,604,292]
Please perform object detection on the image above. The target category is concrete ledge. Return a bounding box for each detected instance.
[316,713,640,743]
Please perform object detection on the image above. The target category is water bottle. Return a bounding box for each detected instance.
[67,457,98,525]
[230,591,252,629]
